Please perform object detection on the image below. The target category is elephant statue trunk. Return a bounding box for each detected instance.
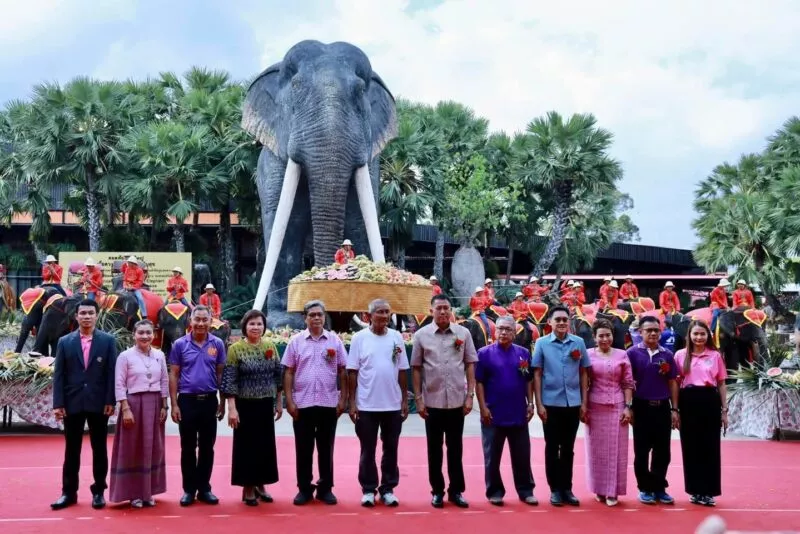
[242,40,397,324]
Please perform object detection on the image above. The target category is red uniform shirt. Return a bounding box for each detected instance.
[166,275,189,300]
[620,282,639,300]
[605,288,619,309]
[732,288,755,308]
[560,288,577,310]
[576,287,586,306]
[334,248,355,264]
[659,290,680,313]
[199,293,222,317]
[42,264,63,284]
[523,283,545,301]
[469,295,486,313]
[484,286,495,303]
[81,268,103,292]
[121,263,144,289]
[508,300,529,321]
[709,286,729,310]
[431,284,442,296]
[599,283,610,300]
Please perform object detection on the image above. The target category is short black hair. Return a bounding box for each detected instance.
[548,305,570,319]
[76,298,99,312]
[639,315,660,328]
[431,294,452,307]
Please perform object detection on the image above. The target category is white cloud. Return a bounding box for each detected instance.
[242,0,800,249]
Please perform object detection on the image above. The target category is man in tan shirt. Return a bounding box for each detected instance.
[411,294,478,509]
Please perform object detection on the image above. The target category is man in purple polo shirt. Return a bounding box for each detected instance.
[476,316,537,506]
[169,305,226,507]
[626,315,680,506]
[282,299,348,506]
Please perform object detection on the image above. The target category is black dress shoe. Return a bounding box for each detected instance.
[431,494,444,508]
[255,486,274,503]
[316,491,337,505]
[550,491,564,506]
[562,490,580,506]
[92,494,106,509]
[51,495,77,510]
[180,492,195,507]
[197,491,219,505]
[447,493,469,508]
[293,492,313,506]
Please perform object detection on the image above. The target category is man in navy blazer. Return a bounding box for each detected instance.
[51,299,118,510]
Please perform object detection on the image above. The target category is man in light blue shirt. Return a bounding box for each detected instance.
[532,305,591,507]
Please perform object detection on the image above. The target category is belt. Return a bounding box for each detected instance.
[635,398,669,406]
[180,392,217,399]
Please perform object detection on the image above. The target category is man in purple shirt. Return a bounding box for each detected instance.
[626,315,680,506]
[282,300,348,506]
[476,316,537,506]
[169,305,226,507]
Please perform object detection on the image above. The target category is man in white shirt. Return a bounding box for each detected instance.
[347,298,410,508]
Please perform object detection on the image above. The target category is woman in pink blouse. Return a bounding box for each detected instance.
[110,320,169,508]
[583,318,634,506]
[674,320,727,507]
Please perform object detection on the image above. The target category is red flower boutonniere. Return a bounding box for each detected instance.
[264,347,275,360]
[325,348,337,363]
[454,338,464,351]
[570,349,581,361]
[657,360,671,376]
[519,358,530,376]
[393,344,403,364]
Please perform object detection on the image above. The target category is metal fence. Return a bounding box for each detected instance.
[4,270,40,300]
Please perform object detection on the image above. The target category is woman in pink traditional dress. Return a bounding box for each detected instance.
[110,320,168,508]
[583,318,634,506]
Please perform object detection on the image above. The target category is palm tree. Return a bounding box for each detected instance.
[119,121,222,252]
[0,101,54,260]
[519,112,623,277]
[692,154,789,316]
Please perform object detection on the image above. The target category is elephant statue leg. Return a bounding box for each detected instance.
[257,149,310,330]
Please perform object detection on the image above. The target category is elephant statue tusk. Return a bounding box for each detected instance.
[354,164,385,263]
[252,158,302,311]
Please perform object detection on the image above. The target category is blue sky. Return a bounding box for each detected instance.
[2,0,799,251]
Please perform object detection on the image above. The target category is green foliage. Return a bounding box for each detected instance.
[0,245,29,270]
[483,259,500,280]
[100,226,147,252]
[222,273,258,325]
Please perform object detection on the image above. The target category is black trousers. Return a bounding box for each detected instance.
[425,407,465,496]
[62,411,109,496]
[177,395,218,494]
[293,406,338,495]
[355,410,403,495]
[679,387,722,496]
[542,406,580,492]
[632,398,672,493]
[481,423,535,499]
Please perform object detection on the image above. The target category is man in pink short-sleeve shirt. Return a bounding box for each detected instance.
[282,300,348,506]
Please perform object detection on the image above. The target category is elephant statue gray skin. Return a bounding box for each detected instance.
[242,40,397,329]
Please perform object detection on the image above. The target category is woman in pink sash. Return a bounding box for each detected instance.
[583,318,634,506]
[110,320,168,507]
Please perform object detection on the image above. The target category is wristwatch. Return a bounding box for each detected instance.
[625,402,633,409]
[670,408,680,413]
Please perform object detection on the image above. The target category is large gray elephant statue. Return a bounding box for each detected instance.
[241,40,397,328]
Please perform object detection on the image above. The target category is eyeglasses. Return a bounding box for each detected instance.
[552,317,569,323]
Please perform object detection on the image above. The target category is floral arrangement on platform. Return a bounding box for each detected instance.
[290,256,429,285]
[0,350,55,396]
[729,364,800,396]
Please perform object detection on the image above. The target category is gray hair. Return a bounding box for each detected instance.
[303,300,326,315]
[191,304,211,317]
[368,298,391,314]
[496,316,516,329]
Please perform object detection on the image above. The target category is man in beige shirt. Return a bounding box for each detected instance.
[411,294,477,509]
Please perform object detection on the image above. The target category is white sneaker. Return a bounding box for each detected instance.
[606,497,619,507]
[361,493,376,507]
[381,492,399,507]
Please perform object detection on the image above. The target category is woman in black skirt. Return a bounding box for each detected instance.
[221,309,283,505]
[673,320,728,507]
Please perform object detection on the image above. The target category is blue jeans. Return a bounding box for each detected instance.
[711,308,721,334]
[132,289,148,317]
[478,312,492,339]
[87,292,96,301]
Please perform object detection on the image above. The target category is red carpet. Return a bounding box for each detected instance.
[0,435,798,533]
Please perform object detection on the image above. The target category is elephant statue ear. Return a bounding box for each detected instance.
[242,63,283,156]
[368,72,398,160]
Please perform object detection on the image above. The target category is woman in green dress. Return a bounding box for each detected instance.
[221,309,283,506]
